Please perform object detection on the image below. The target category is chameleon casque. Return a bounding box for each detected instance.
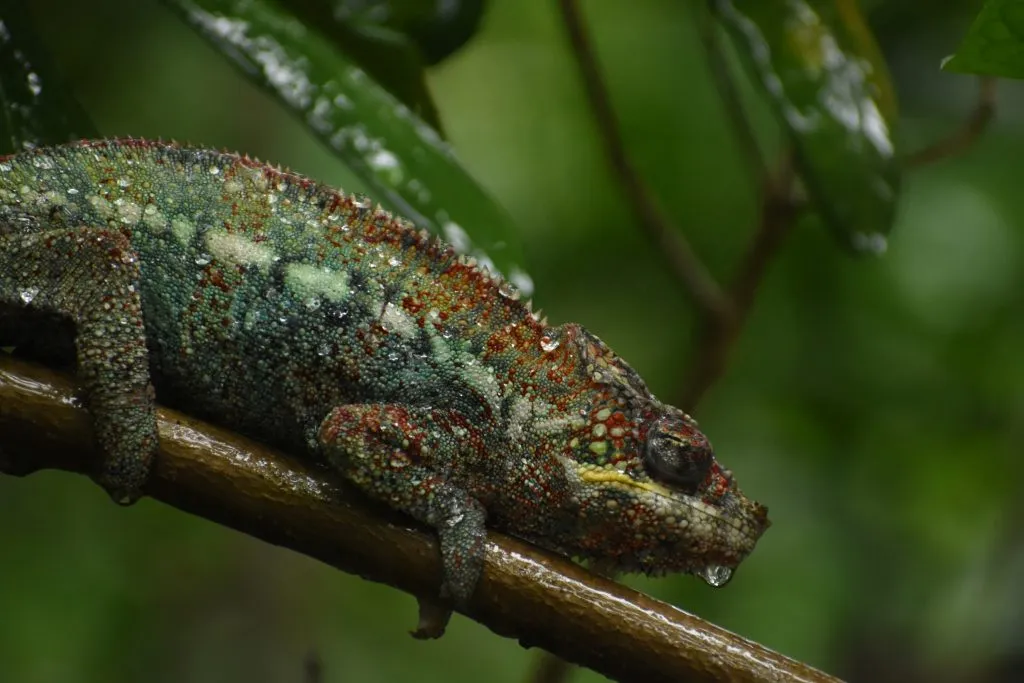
[0,139,769,612]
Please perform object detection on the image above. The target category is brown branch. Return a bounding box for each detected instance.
[556,0,733,324]
[0,354,839,683]
[904,76,997,169]
[681,153,799,412]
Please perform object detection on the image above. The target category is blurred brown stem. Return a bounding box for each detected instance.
[904,76,997,168]
[0,355,839,683]
[556,0,733,324]
[681,153,799,412]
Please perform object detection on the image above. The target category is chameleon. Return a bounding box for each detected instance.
[0,139,769,613]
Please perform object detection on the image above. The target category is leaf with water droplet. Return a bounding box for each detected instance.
[713,0,900,253]
[166,0,532,294]
[0,2,97,154]
[285,0,487,132]
[944,0,1024,78]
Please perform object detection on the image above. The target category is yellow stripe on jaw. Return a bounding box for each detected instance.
[576,468,673,497]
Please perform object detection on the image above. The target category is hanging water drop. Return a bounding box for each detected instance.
[700,565,733,587]
[498,280,519,300]
[20,287,39,304]
[540,334,560,352]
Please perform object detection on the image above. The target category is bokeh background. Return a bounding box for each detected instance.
[2,1,1022,681]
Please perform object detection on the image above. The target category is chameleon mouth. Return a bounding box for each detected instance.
[576,466,766,539]
[578,467,673,496]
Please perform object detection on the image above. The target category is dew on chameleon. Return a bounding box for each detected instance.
[700,565,733,587]
[540,335,560,352]
[20,287,39,304]
[498,281,519,300]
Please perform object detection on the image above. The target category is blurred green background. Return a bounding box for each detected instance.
[2,1,1023,681]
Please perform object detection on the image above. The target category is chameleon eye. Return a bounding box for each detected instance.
[643,416,714,493]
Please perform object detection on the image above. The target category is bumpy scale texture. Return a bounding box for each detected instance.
[0,140,769,605]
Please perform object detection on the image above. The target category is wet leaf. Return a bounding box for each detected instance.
[0,1,97,154]
[944,0,1024,78]
[714,0,900,253]
[284,1,442,131]
[268,1,483,134]
[166,0,532,293]
[328,0,487,65]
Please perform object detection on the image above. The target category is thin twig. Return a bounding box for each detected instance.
[681,152,799,412]
[557,0,733,324]
[0,355,840,683]
[693,1,767,182]
[904,76,997,169]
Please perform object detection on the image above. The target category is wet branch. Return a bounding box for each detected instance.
[0,355,838,683]
[556,0,733,324]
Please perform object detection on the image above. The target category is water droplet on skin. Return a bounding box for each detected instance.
[498,281,519,300]
[540,335,560,352]
[194,253,211,266]
[19,287,39,304]
[700,565,733,587]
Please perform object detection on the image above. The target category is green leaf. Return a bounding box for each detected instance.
[944,0,1024,78]
[282,0,444,132]
[328,0,487,65]
[0,1,97,154]
[714,0,900,253]
[165,0,532,292]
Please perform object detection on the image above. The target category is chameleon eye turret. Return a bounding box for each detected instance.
[643,414,714,493]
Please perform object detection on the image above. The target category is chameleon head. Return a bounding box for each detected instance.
[560,327,770,584]
[569,409,769,584]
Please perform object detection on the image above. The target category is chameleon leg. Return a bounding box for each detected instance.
[0,227,157,503]
[318,404,488,607]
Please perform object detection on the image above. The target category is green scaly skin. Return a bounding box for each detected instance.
[0,139,769,616]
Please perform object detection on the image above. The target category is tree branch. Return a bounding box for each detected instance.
[556,0,733,324]
[904,76,997,169]
[0,354,838,683]
[681,152,799,412]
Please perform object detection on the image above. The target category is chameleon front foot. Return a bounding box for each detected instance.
[319,404,489,615]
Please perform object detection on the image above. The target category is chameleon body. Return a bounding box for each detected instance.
[0,139,768,606]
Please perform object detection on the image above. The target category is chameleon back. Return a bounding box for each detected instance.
[0,140,541,454]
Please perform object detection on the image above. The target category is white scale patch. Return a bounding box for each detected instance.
[284,262,349,303]
[429,333,502,415]
[88,195,114,219]
[506,395,563,443]
[116,199,143,225]
[171,217,197,245]
[506,395,534,443]
[534,413,587,435]
[206,230,276,269]
[143,204,168,233]
[380,301,417,338]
